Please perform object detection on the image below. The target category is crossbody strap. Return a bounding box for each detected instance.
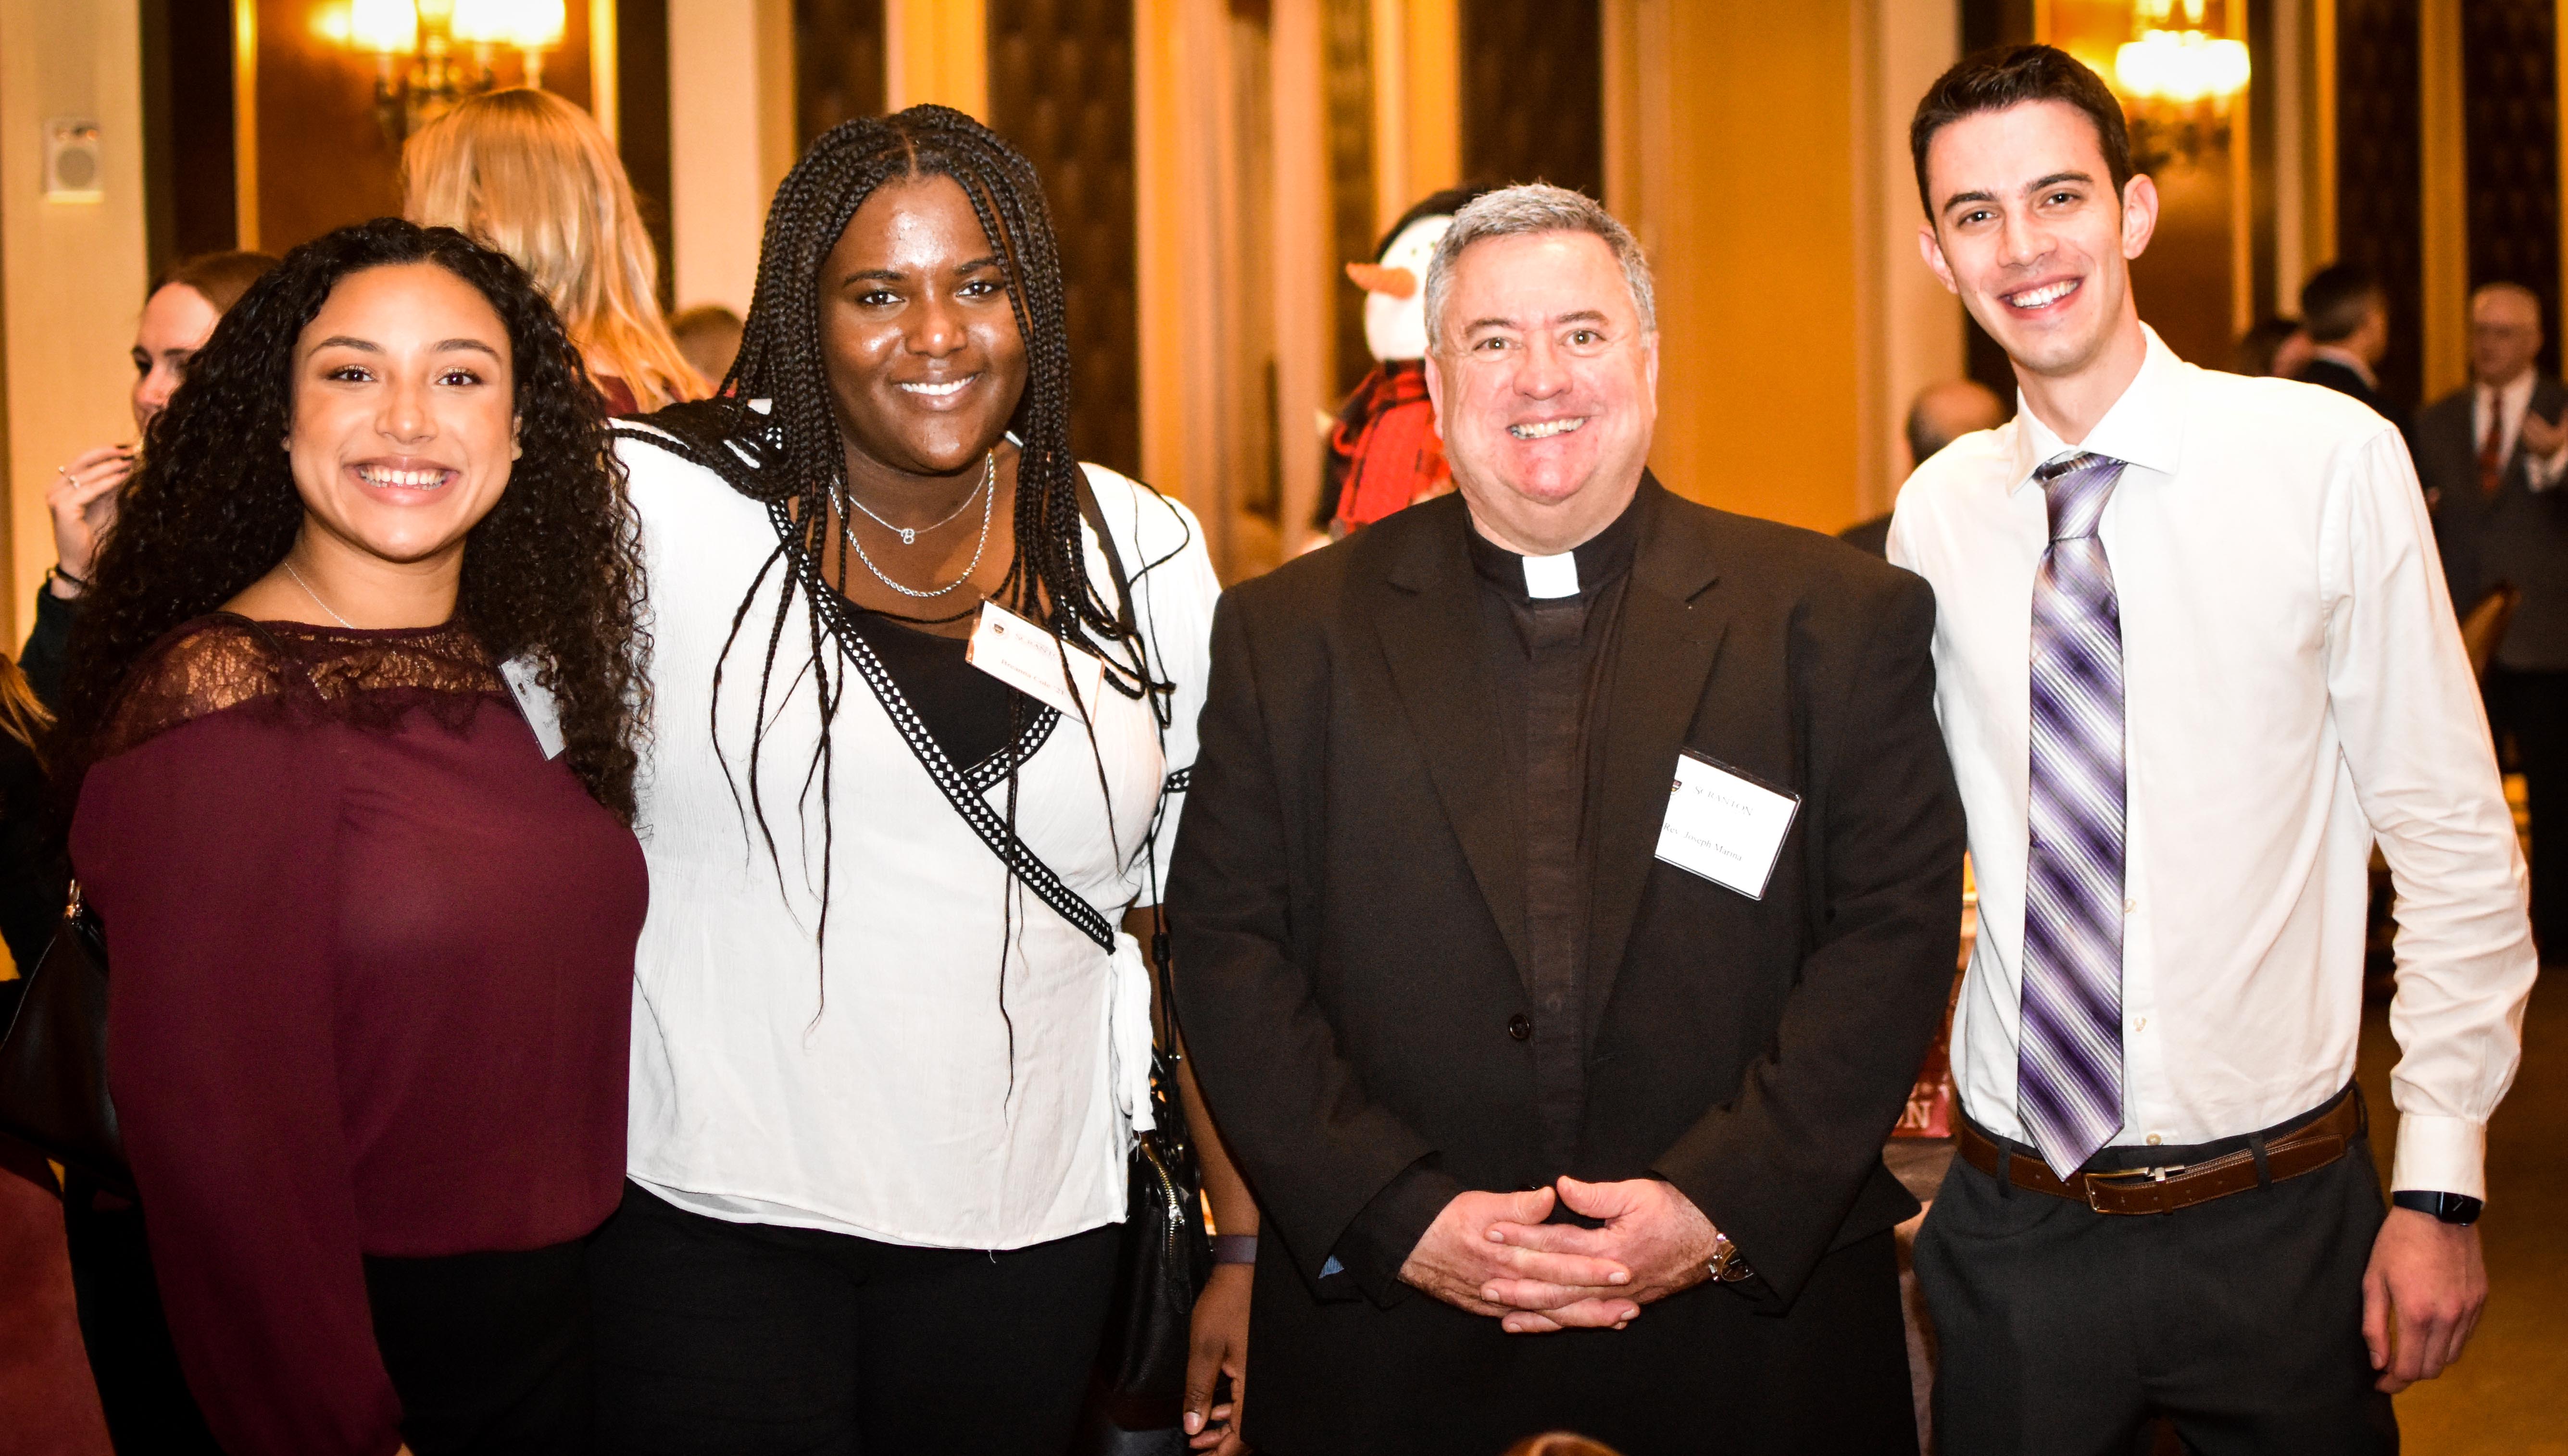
[777,501,1119,953]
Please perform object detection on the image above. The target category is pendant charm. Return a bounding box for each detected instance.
[898,527,916,545]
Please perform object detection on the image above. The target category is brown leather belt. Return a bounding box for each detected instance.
[1955,1090,2363,1216]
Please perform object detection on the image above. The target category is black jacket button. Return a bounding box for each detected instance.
[1507,1013,1533,1042]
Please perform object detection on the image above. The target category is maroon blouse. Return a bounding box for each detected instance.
[69,617,646,1456]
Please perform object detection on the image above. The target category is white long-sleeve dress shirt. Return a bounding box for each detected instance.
[1890,327,2535,1197]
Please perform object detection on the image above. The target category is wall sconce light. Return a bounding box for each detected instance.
[317,0,567,140]
[2112,0,2250,169]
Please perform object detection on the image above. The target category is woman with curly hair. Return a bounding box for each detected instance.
[588,106,1253,1454]
[56,218,650,1456]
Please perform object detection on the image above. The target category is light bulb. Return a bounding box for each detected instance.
[348,0,419,54]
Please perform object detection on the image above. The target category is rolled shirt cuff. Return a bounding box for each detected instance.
[2390,1112,2488,1201]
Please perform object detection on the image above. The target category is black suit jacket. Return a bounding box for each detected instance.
[2295,357,2413,444]
[2418,376,2568,671]
[1168,481,1965,1452]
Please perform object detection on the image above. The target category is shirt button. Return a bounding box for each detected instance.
[2145,1134,2164,1146]
[2125,898,2137,914]
[1507,1014,1534,1042]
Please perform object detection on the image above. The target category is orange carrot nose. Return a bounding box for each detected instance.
[1346,262,1417,298]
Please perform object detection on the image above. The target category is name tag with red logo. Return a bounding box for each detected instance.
[967,600,1103,721]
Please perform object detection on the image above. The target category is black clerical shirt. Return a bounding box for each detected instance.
[1465,499,1639,1170]
[1325,491,1644,1301]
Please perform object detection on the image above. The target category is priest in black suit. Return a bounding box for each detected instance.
[2418,280,2568,953]
[1168,185,1967,1456]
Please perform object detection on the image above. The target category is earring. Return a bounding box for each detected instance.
[511,441,524,460]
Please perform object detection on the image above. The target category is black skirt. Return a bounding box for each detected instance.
[364,1239,592,1456]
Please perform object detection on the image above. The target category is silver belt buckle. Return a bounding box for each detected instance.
[2083,1161,2181,1213]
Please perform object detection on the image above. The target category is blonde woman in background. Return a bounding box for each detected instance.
[403,87,702,415]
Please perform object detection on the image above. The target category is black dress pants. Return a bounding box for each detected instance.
[365,1238,595,1455]
[588,1180,1122,1455]
[2492,667,2568,956]
[1914,1098,2396,1456]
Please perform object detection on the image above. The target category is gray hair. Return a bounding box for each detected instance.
[1422,184,1656,352]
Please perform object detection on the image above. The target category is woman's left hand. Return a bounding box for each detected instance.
[1182,1261,1252,1453]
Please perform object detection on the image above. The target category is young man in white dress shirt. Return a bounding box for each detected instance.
[1889,46,2536,1454]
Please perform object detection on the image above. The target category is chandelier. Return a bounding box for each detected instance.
[320,0,568,141]
[2111,0,2251,169]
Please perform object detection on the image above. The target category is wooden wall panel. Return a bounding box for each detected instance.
[141,0,239,273]
[1458,0,1602,198]
[989,0,1141,477]
[796,0,886,144]
[2334,0,2423,411]
[2462,0,2560,376]
[617,0,674,311]
[1323,0,1374,396]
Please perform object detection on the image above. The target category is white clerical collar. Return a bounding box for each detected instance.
[1522,552,1579,598]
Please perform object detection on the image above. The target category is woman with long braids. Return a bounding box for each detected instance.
[58,219,649,1455]
[588,106,1254,1453]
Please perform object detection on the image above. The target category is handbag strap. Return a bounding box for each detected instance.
[1074,485,1188,1098]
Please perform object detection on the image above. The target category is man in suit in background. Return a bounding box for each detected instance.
[2294,262,2410,443]
[2418,281,2568,956]
[1841,379,2009,557]
[1170,184,1967,1455]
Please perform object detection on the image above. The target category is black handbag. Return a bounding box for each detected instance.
[1086,912,1214,1444]
[0,880,129,1194]
[1072,485,1214,1438]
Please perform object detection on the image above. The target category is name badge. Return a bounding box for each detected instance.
[498,656,567,759]
[1655,750,1801,899]
[968,600,1103,721]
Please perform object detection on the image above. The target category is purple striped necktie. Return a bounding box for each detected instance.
[2021,451,2129,1181]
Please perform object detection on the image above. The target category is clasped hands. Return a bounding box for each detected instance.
[1398,1176,1721,1334]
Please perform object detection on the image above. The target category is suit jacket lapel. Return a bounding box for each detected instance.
[1373,503,1529,979]
[1586,482,1729,1040]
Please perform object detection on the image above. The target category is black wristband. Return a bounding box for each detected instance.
[1211,1232,1258,1266]
[2391,1191,2483,1226]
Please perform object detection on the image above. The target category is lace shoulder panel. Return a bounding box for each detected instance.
[97,615,506,760]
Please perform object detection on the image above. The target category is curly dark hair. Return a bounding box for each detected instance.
[56,217,648,821]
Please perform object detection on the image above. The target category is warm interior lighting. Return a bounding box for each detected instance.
[510,0,566,50]
[448,0,514,44]
[309,2,353,45]
[2115,28,2252,104]
[450,0,560,48]
[322,0,575,137]
[348,0,420,54]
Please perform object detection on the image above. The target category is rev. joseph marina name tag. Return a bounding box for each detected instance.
[1655,749,1800,899]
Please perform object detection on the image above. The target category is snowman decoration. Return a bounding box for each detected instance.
[1320,187,1486,535]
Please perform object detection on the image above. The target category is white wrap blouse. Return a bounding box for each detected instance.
[617,429,1221,1248]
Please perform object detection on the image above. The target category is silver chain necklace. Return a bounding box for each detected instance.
[843,451,996,599]
[283,557,357,628]
[847,454,990,545]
